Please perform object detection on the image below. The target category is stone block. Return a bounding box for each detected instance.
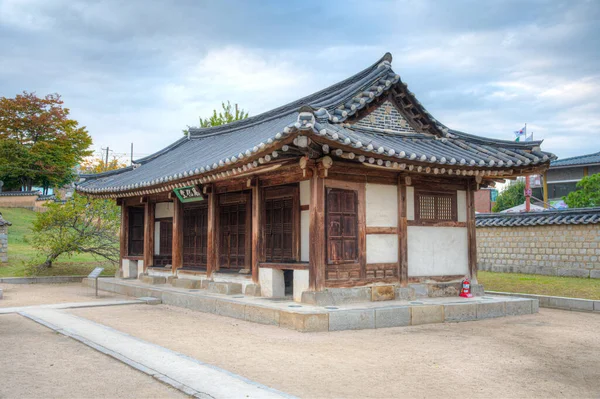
[557,268,590,278]
[244,284,261,296]
[547,297,594,311]
[171,278,202,289]
[594,301,600,312]
[371,285,395,301]
[300,291,334,306]
[505,299,533,316]
[293,269,309,302]
[395,287,416,301]
[410,284,429,297]
[215,300,246,320]
[200,279,211,289]
[531,299,539,313]
[161,292,216,313]
[589,270,600,279]
[476,301,506,319]
[443,303,477,322]
[328,287,371,305]
[259,268,285,298]
[208,282,243,295]
[429,283,460,298]
[140,275,166,285]
[471,284,485,296]
[138,296,162,305]
[411,305,444,325]
[245,306,280,326]
[329,309,375,331]
[0,287,3,299]
[166,276,177,284]
[279,312,329,332]
[375,307,410,328]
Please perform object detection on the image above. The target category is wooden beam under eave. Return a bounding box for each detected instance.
[143,202,155,271]
[206,189,218,278]
[466,179,477,283]
[171,197,184,273]
[309,168,326,291]
[397,176,408,287]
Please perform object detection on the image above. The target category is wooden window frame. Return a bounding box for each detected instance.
[413,189,458,226]
[262,185,300,263]
[127,206,145,257]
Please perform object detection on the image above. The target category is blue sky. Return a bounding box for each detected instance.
[1,0,598,161]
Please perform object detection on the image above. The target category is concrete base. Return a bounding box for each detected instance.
[84,278,538,333]
[259,268,285,298]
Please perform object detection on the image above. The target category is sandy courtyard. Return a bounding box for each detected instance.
[70,304,600,399]
[0,314,187,399]
[0,282,129,308]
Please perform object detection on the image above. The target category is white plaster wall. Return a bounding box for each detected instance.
[154,221,160,255]
[293,269,309,302]
[407,226,468,276]
[366,234,398,264]
[457,190,467,222]
[406,186,415,220]
[300,180,310,262]
[155,202,174,218]
[299,180,310,206]
[259,268,285,298]
[366,183,397,227]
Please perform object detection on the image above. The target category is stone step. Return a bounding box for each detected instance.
[170,278,202,290]
[140,275,166,285]
[207,281,243,295]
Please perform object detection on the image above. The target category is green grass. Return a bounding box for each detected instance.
[479,271,600,300]
[0,207,115,277]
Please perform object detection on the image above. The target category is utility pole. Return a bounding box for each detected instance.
[101,147,110,171]
[130,143,134,165]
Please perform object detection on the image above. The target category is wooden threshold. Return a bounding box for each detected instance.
[259,262,309,271]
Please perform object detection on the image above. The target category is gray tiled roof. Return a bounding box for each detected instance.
[0,191,40,197]
[476,207,600,227]
[550,151,600,167]
[77,53,555,195]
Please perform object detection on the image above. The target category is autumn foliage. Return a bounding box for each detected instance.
[0,92,92,193]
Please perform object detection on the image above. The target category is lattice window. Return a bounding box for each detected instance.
[415,191,457,222]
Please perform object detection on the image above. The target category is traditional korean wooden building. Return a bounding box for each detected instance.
[77,53,555,301]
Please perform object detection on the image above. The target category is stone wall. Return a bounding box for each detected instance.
[477,223,600,278]
[0,224,8,263]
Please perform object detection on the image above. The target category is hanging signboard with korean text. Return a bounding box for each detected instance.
[174,185,204,203]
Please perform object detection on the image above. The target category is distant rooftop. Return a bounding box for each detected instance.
[550,151,600,168]
[476,207,600,227]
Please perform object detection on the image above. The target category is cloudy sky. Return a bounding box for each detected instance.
[1,0,598,162]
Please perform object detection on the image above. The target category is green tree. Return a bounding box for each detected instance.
[0,92,92,193]
[564,173,600,208]
[29,193,119,269]
[492,180,526,212]
[183,101,249,134]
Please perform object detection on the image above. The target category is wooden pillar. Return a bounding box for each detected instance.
[206,189,218,278]
[309,169,325,291]
[119,202,128,273]
[143,202,155,271]
[466,180,478,283]
[584,166,589,177]
[543,171,549,208]
[251,181,263,284]
[397,176,408,287]
[171,197,183,273]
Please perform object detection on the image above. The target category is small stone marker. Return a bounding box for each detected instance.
[88,267,104,296]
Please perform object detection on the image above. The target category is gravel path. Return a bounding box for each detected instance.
[71,304,600,399]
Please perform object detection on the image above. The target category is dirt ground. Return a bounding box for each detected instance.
[71,305,600,399]
[0,282,128,308]
[0,314,187,399]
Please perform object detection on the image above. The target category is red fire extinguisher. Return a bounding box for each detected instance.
[460,279,473,298]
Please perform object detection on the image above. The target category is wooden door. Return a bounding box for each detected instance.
[219,203,247,269]
[265,196,294,262]
[128,207,144,256]
[183,205,208,268]
[154,219,173,266]
[326,188,358,263]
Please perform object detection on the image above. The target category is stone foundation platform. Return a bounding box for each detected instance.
[83,278,538,333]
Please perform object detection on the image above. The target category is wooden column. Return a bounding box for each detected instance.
[206,189,218,278]
[397,176,408,287]
[542,171,549,208]
[466,180,478,283]
[171,197,183,273]
[143,202,155,271]
[251,181,263,284]
[309,169,326,291]
[119,202,128,273]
